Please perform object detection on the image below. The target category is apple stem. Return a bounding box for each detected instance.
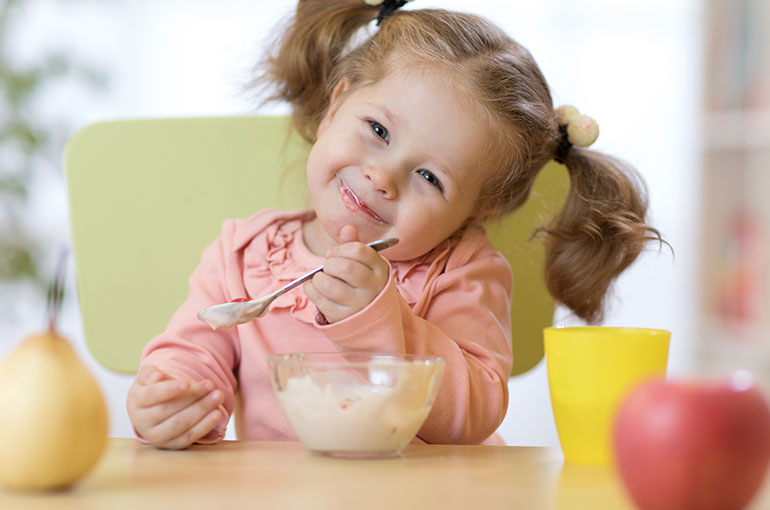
[46,249,68,332]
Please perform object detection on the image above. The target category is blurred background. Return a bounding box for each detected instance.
[1,0,767,445]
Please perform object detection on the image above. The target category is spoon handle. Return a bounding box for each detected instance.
[265,237,399,301]
[196,237,399,329]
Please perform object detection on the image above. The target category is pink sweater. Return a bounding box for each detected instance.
[141,209,513,445]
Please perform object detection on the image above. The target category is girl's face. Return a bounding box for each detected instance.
[303,67,496,261]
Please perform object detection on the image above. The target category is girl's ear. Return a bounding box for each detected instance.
[317,77,351,136]
[330,77,350,107]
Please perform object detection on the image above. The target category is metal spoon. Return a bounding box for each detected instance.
[197,237,399,329]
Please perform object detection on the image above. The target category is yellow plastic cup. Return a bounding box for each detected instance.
[544,327,670,465]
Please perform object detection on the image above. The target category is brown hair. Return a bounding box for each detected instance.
[252,0,664,323]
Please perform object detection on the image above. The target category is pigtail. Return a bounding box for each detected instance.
[255,0,378,142]
[540,150,664,323]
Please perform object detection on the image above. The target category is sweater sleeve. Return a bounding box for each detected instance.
[316,244,513,445]
[138,222,243,444]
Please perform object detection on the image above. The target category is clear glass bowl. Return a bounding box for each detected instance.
[268,352,445,458]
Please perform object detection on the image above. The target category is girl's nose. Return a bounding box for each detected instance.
[362,163,399,199]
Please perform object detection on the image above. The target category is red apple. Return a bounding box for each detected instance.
[612,371,770,510]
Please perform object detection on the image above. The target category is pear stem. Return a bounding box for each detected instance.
[46,250,68,332]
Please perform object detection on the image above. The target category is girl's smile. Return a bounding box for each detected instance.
[337,175,387,224]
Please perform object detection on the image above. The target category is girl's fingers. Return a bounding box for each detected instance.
[161,409,224,451]
[145,390,225,448]
[141,380,215,423]
[321,256,388,300]
[305,277,347,310]
[321,257,371,287]
[327,242,381,269]
[305,277,365,325]
[310,270,356,305]
[137,378,190,407]
[136,364,167,385]
[326,245,389,288]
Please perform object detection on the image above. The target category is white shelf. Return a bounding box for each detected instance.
[698,1,770,389]
[703,110,770,151]
[700,314,770,345]
[696,315,770,390]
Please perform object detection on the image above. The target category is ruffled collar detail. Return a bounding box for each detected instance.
[242,212,323,324]
[390,238,452,305]
[389,226,486,315]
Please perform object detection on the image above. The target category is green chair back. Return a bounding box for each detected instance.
[65,116,567,375]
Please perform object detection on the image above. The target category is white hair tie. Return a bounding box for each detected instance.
[555,104,600,153]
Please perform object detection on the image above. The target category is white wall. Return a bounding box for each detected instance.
[1,0,700,446]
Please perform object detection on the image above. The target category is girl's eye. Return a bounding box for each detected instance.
[418,170,444,192]
[368,121,390,143]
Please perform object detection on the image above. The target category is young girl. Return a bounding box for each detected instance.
[127,0,662,450]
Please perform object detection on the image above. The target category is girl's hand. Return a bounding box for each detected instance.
[304,225,390,323]
[126,365,225,450]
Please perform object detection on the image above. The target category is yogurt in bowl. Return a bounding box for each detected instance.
[268,352,445,458]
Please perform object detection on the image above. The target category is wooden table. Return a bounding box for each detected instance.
[1,439,769,509]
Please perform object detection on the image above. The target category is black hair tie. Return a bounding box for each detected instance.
[375,0,409,26]
[553,124,572,164]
